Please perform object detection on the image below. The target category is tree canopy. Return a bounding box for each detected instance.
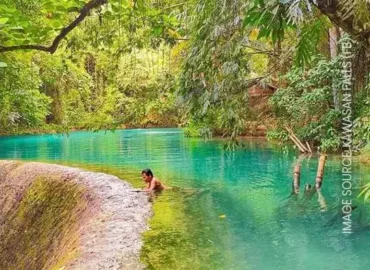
[0,0,370,154]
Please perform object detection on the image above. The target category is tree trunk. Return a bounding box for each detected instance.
[285,127,309,153]
[315,155,327,189]
[313,0,370,51]
[329,27,340,59]
[352,46,370,92]
[329,26,340,110]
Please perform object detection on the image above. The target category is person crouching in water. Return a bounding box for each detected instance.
[142,169,167,192]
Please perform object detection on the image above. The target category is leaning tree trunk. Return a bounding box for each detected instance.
[291,154,305,195]
[315,155,327,189]
[313,0,370,51]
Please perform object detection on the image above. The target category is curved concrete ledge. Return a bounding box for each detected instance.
[0,160,152,270]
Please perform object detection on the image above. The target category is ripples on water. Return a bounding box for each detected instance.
[0,128,369,269]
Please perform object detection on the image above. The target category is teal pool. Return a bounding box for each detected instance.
[0,128,369,269]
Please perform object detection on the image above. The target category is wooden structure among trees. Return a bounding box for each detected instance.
[248,84,277,98]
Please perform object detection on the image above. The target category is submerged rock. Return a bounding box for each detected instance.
[0,160,152,270]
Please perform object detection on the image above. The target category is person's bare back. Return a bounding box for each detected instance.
[141,169,167,192]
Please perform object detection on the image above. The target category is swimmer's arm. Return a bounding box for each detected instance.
[144,180,156,192]
[156,177,167,189]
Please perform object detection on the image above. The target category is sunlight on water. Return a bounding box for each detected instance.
[0,128,369,269]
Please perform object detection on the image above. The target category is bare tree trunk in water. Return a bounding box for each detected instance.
[291,155,305,195]
[329,27,340,110]
[315,155,327,189]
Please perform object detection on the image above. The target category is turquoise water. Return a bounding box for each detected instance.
[0,128,369,269]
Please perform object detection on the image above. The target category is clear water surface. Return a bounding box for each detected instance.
[0,128,369,270]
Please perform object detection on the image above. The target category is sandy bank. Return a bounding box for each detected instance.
[0,160,152,270]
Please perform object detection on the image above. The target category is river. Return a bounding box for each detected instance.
[0,128,369,269]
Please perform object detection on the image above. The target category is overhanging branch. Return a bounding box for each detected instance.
[311,0,370,51]
[0,0,108,54]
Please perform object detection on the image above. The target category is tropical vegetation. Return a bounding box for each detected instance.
[1,0,369,155]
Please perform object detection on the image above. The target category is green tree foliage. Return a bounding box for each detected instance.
[269,57,343,152]
[116,46,180,127]
[244,0,331,66]
[269,52,370,153]
[0,0,103,51]
[0,0,182,134]
[179,0,256,142]
[0,53,51,133]
[1,0,370,156]
[244,0,370,54]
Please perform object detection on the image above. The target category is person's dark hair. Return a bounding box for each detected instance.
[142,169,153,177]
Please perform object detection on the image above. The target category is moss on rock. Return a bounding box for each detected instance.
[0,176,87,270]
[0,161,151,270]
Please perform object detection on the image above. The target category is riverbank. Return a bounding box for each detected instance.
[0,160,152,270]
[0,124,179,137]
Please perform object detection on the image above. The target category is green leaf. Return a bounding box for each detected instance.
[152,26,163,37]
[42,1,55,10]
[0,17,9,25]
[0,62,8,68]
[358,184,370,197]
[56,5,67,12]
[51,20,63,28]
[365,189,370,201]
[9,26,24,30]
